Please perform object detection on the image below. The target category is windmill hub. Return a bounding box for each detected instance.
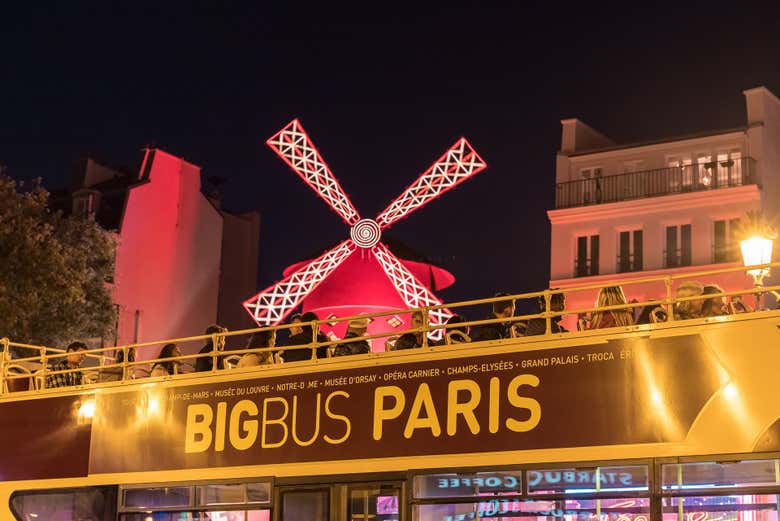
[350,219,381,248]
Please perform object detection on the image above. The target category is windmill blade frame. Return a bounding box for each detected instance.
[243,240,356,326]
[372,242,454,341]
[375,137,487,229]
[267,119,361,226]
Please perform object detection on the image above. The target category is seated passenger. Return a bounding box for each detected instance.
[150,343,182,377]
[524,291,568,336]
[589,286,634,329]
[46,341,88,388]
[674,281,705,319]
[287,313,303,340]
[701,284,728,317]
[284,311,329,362]
[114,346,136,365]
[730,295,753,314]
[443,314,471,344]
[634,304,658,325]
[106,346,137,380]
[195,324,228,372]
[237,330,276,368]
[471,293,516,342]
[395,311,425,350]
[334,318,371,357]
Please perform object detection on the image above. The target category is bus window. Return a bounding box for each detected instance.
[197,482,271,506]
[661,459,780,490]
[663,494,778,521]
[414,497,650,521]
[280,489,328,521]
[349,486,400,521]
[119,511,269,521]
[10,486,117,521]
[123,487,192,509]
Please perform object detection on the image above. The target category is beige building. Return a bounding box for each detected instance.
[548,87,780,327]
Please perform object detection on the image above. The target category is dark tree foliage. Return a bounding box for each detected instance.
[0,174,117,352]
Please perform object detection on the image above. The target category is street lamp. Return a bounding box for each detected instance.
[740,235,773,308]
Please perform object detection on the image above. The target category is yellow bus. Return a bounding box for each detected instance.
[2,265,780,521]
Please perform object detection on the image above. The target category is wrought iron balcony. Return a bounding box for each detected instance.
[555,157,756,209]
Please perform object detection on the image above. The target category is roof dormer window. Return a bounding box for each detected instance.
[72,190,98,219]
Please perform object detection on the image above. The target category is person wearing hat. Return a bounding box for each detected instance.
[334,317,371,357]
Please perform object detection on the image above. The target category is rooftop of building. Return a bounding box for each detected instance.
[565,125,750,158]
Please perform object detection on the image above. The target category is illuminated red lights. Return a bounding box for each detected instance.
[243,119,487,338]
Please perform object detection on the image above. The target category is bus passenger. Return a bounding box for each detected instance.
[524,291,568,336]
[701,284,728,317]
[471,293,516,342]
[589,286,634,329]
[284,311,329,362]
[150,343,181,377]
[730,295,753,314]
[237,330,276,367]
[395,311,425,349]
[675,281,705,319]
[195,324,228,372]
[334,318,371,356]
[287,312,303,339]
[46,341,87,388]
[443,314,471,344]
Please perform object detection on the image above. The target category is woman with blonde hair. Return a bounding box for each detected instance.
[589,286,634,329]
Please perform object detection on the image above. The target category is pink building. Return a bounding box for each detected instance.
[548,87,780,329]
[69,148,260,349]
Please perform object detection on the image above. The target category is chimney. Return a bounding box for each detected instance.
[560,118,614,154]
[743,86,780,126]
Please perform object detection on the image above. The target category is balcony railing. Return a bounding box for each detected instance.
[555,157,756,209]
[617,253,642,273]
[663,248,692,269]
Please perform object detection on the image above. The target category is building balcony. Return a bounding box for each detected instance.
[555,157,756,209]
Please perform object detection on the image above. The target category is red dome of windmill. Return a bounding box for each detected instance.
[282,237,456,341]
[243,119,487,345]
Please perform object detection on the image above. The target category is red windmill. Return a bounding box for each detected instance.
[243,119,487,342]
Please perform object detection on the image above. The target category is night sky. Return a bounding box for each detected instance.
[3,4,780,306]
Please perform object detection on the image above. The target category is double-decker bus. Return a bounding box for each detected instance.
[2,265,780,521]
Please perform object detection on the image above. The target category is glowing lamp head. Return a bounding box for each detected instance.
[350,218,381,248]
[740,236,773,277]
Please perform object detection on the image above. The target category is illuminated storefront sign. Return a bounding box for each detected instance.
[527,470,634,488]
[436,475,520,490]
[432,470,636,492]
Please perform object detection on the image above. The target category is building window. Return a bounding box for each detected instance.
[617,230,643,273]
[716,150,743,186]
[575,235,599,277]
[713,218,740,263]
[579,167,603,205]
[667,157,692,192]
[696,154,714,187]
[665,224,692,268]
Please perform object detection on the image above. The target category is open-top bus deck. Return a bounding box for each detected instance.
[2,264,780,521]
